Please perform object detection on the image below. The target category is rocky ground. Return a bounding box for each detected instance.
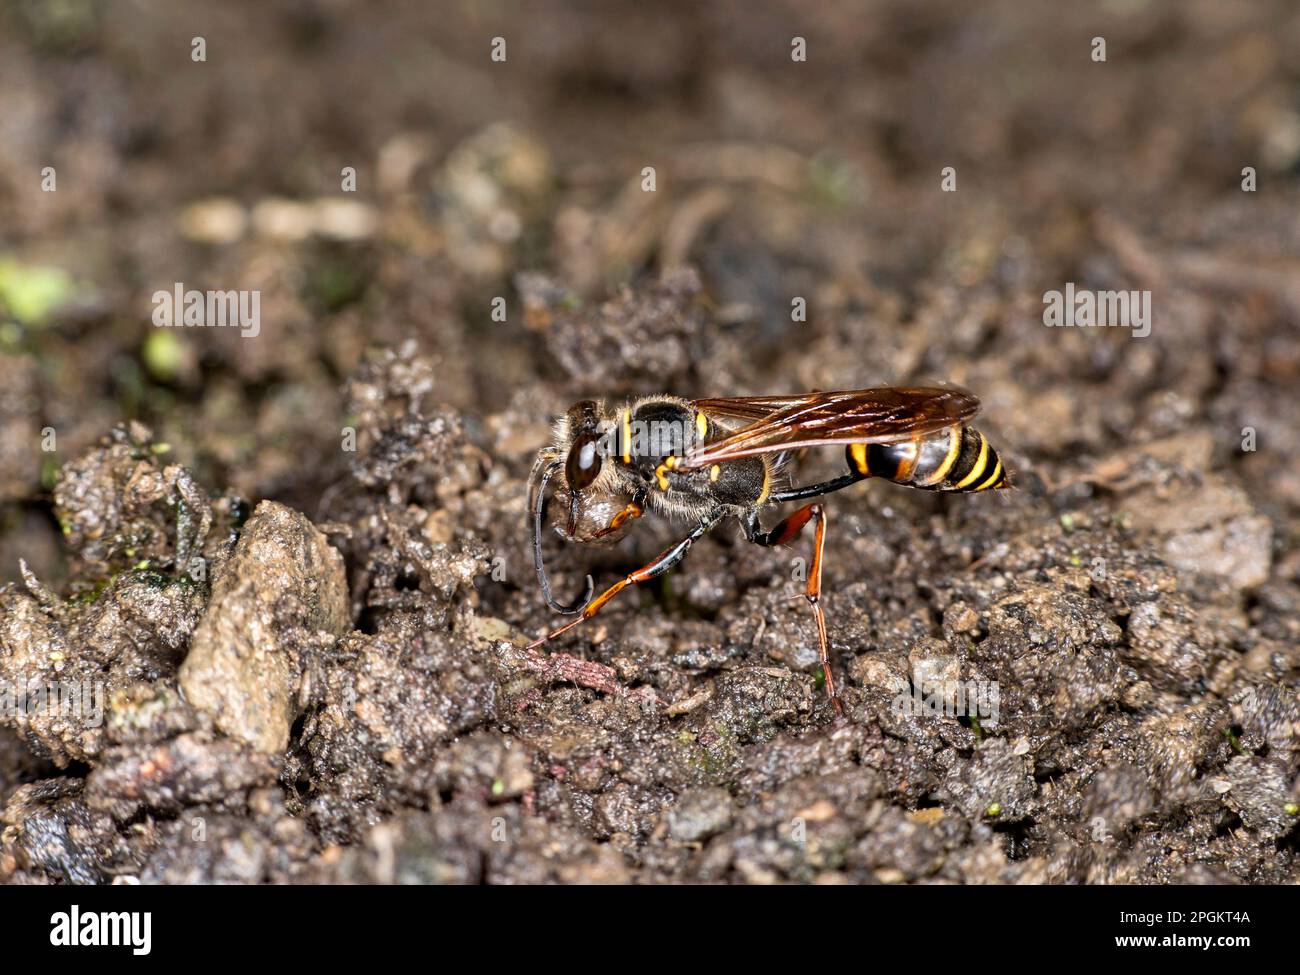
[0,0,1297,883]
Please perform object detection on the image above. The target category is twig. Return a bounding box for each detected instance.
[496,641,658,706]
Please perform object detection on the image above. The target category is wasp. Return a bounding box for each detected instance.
[527,386,1010,715]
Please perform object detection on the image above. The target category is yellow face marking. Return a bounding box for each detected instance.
[709,464,721,482]
[918,427,963,486]
[621,409,632,464]
[974,456,1003,492]
[953,433,989,490]
[695,411,708,443]
[849,443,870,475]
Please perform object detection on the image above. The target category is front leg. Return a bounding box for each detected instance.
[525,509,724,651]
[591,490,647,540]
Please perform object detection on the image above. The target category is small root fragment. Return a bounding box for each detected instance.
[496,641,658,708]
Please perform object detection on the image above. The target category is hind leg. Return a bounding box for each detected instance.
[744,503,842,717]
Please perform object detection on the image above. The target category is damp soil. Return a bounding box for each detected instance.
[1,0,1298,884]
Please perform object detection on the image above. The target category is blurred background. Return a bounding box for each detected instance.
[0,0,1297,583]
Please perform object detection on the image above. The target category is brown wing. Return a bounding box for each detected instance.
[690,393,824,428]
[681,386,979,469]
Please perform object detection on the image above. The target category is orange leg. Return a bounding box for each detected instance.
[745,503,842,716]
[526,511,723,652]
[591,498,644,539]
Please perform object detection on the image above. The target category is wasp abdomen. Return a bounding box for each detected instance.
[847,426,1007,492]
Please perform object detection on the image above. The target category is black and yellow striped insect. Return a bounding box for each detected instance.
[527,385,1010,715]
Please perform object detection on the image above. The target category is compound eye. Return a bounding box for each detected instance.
[566,434,602,491]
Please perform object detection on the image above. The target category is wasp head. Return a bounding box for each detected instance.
[529,400,635,614]
[545,400,630,544]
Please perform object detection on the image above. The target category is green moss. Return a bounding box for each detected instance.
[40,455,60,491]
[1224,728,1246,756]
[306,261,369,312]
[132,568,172,589]
[806,153,866,209]
[142,330,184,382]
[0,259,77,325]
[66,580,108,606]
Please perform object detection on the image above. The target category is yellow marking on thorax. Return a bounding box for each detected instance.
[756,464,772,505]
[917,427,963,486]
[709,464,721,482]
[654,455,680,491]
[849,443,870,475]
[953,432,990,489]
[695,411,708,442]
[621,409,632,464]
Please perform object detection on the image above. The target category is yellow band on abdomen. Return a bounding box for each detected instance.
[849,443,870,475]
[952,432,989,490]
